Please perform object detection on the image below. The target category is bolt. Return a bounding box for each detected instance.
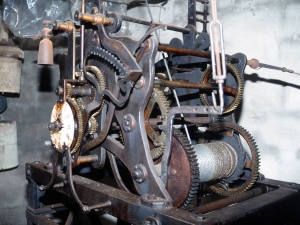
[132,170,142,179]
[26,169,31,176]
[171,168,177,176]
[123,114,136,132]
[132,164,147,183]
[34,161,40,164]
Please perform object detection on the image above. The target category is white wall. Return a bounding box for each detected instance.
[128,0,300,183]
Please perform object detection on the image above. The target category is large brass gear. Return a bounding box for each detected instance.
[144,88,170,159]
[73,66,106,135]
[199,63,244,114]
[201,122,260,196]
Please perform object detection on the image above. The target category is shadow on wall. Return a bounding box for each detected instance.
[38,67,53,92]
[244,73,300,89]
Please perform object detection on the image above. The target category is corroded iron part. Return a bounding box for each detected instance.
[37,20,53,66]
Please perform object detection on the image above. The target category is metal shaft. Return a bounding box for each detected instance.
[195,186,269,214]
[80,0,85,72]
[120,14,190,34]
[158,44,239,63]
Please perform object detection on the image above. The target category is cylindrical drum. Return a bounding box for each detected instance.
[194,142,237,182]
[0,121,18,170]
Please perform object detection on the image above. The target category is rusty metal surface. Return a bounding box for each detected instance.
[195,186,269,214]
[167,135,193,207]
[23,2,300,225]
[156,78,238,95]
[26,162,212,225]
[26,161,300,225]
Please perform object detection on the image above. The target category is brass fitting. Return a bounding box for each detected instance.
[53,21,77,33]
[74,11,113,26]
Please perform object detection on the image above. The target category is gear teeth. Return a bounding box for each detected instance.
[84,66,106,120]
[202,122,260,197]
[66,83,73,97]
[89,116,98,134]
[146,88,170,160]
[199,63,244,114]
[90,47,128,78]
[171,129,200,208]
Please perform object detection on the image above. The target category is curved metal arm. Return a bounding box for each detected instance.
[65,147,111,213]
[39,149,58,191]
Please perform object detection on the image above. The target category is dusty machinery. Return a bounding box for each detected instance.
[26,1,300,224]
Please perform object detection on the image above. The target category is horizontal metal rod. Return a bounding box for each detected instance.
[195,186,269,214]
[158,45,239,63]
[149,116,212,126]
[158,44,210,58]
[156,78,238,95]
[120,14,191,34]
[76,154,98,166]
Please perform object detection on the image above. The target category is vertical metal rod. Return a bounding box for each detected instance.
[203,1,208,32]
[162,56,191,142]
[144,0,191,142]
[209,0,226,113]
[80,0,86,72]
[188,0,197,26]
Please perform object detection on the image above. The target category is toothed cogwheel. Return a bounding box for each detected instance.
[203,122,260,196]
[144,88,170,159]
[199,63,244,114]
[166,129,200,208]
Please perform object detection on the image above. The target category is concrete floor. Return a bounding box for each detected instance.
[0,0,300,224]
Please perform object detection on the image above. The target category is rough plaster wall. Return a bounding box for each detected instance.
[0,40,62,224]
[0,1,300,224]
[216,0,300,183]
